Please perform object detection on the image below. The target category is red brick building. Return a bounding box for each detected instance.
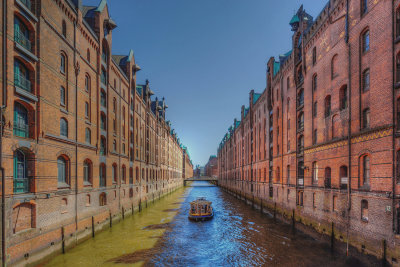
[0,0,192,265]
[218,0,400,263]
[205,155,218,178]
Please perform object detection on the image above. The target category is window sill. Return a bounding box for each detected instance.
[58,182,70,189]
[83,181,92,187]
[85,120,91,125]
[60,107,68,114]
[15,86,38,102]
[15,0,38,22]
[15,42,38,62]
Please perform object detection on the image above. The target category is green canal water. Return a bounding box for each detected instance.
[43,187,189,267]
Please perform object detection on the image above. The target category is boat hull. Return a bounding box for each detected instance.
[188,211,214,222]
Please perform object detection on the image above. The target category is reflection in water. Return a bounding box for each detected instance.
[44,181,366,267]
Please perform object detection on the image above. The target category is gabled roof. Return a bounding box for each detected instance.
[253,93,261,104]
[273,61,280,77]
[289,14,300,25]
[95,0,107,12]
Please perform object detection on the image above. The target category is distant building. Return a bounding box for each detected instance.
[205,156,218,178]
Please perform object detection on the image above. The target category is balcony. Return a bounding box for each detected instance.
[14,28,31,52]
[14,177,30,193]
[14,72,31,92]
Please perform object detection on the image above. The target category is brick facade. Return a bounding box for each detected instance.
[205,155,218,178]
[0,0,193,265]
[218,0,400,263]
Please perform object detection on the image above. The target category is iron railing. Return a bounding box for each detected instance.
[14,27,31,51]
[14,72,31,92]
[14,177,30,193]
[13,121,29,138]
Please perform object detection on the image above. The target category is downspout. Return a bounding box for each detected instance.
[1,0,7,265]
[118,78,121,211]
[392,0,396,234]
[73,21,79,236]
[280,75,284,195]
[345,0,352,256]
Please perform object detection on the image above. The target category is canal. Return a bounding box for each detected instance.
[43,181,364,266]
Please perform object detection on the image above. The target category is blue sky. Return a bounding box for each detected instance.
[83,0,327,166]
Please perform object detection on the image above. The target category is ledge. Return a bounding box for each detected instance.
[15,86,38,102]
[15,0,38,22]
[15,42,38,62]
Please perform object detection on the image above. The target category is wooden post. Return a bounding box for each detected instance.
[109,211,112,228]
[382,239,387,266]
[331,222,334,252]
[273,202,277,220]
[61,226,65,254]
[122,207,125,220]
[292,209,296,234]
[260,198,263,214]
[139,200,142,212]
[132,203,134,215]
[91,216,95,238]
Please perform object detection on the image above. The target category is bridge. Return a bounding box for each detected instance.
[183,177,218,186]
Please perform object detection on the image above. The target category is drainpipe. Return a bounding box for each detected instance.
[345,0,352,256]
[1,0,7,264]
[73,21,79,236]
[392,0,396,234]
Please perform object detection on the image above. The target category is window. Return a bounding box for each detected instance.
[287,165,290,184]
[100,90,106,107]
[85,128,91,144]
[361,200,368,221]
[312,47,316,65]
[101,68,107,85]
[340,165,348,189]
[85,75,90,92]
[114,79,116,89]
[60,53,66,74]
[287,77,290,91]
[112,164,117,184]
[57,156,68,186]
[362,108,370,129]
[13,149,29,193]
[276,167,280,182]
[99,163,106,187]
[312,74,317,91]
[333,195,338,211]
[100,136,106,155]
[298,89,304,106]
[113,139,117,152]
[397,8,400,39]
[297,68,303,84]
[83,159,92,185]
[100,113,106,130]
[313,129,317,145]
[362,69,370,92]
[298,135,304,153]
[62,20,66,37]
[60,118,68,137]
[397,98,400,131]
[312,162,318,184]
[60,86,66,106]
[113,119,116,132]
[113,98,117,113]
[325,167,331,188]
[297,191,304,206]
[361,0,368,16]
[313,102,317,118]
[331,55,338,79]
[99,192,107,206]
[87,49,90,62]
[14,17,31,52]
[13,102,29,138]
[325,95,331,117]
[361,155,370,185]
[313,193,316,208]
[362,30,370,53]
[14,59,31,92]
[298,112,304,129]
[85,102,89,118]
[339,86,348,110]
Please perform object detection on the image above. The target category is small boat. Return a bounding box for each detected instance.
[189,197,214,221]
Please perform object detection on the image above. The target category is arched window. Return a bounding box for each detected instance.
[136,167,139,183]
[312,161,318,184]
[85,128,91,144]
[361,200,368,221]
[113,139,117,151]
[85,75,90,92]
[122,165,126,184]
[297,68,303,84]
[14,16,31,52]
[14,102,29,138]
[362,108,370,129]
[60,53,66,74]
[60,118,68,137]
[14,59,31,92]
[298,135,304,153]
[339,85,348,110]
[62,20,67,37]
[60,86,66,107]
[83,159,92,185]
[324,95,331,117]
[57,156,69,186]
[112,164,117,184]
[362,30,370,53]
[14,149,30,193]
[275,167,280,182]
[100,136,106,155]
[99,192,107,206]
[100,112,106,131]
[287,165,290,184]
[325,167,331,188]
[312,47,317,65]
[101,68,107,85]
[312,74,317,91]
[99,163,106,187]
[313,101,317,118]
[113,97,117,113]
[313,129,317,144]
[340,165,348,189]
[129,167,133,184]
[360,155,370,186]
[331,54,338,79]
[85,102,89,119]
[362,69,370,92]
[100,90,106,107]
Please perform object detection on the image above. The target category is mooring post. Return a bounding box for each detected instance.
[252,195,255,209]
[122,207,125,220]
[292,209,296,234]
[61,226,65,254]
[331,222,334,252]
[109,211,112,228]
[91,216,95,238]
[139,200,142,212]
[260,198,263,214]
[273,202,277,220]
[382,239,387,266]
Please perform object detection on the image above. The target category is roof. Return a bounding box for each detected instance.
[82,5,96,17]
[289,14,300,25]
[253,93,261,104]
[273,61,280,77]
